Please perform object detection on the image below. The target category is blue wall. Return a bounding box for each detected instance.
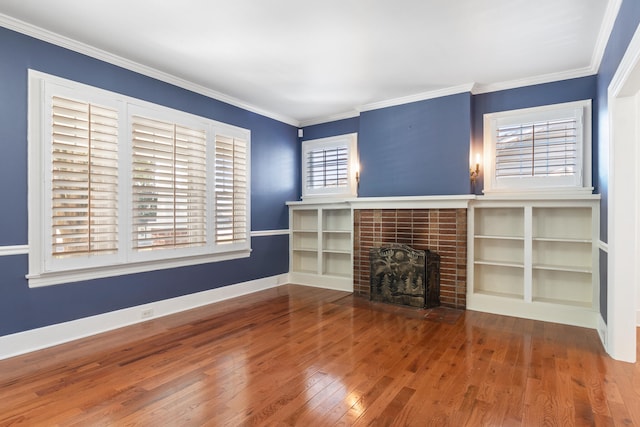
[594,0,640,322]
[303,94,472,197]
[0,26,297,336]
[4,2,638,337]
[472,76,598,195]
[359,94,472,197]
[303,79,596,198]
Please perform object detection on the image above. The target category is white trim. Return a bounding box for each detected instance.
[482,100,592,194]
[347,195,474,210]
[27,250,252,287]
[606,21,640,362]
[299,110,360,128]
[359,83,475,113]
[287,195,476,210]
[0,230,284,257]
[0,245,29,256]
[472,69,596,95]
[591,0,624,75]
[466,294,599,329]
[250,229,289,237]
[1,3,621,130]
[0,273,288,361]
[0,13,298,127]
[598,313,608,349]
[289,272,352,292]
[599,240,609,252]
[301,133,358,200]
[28,70,253,287]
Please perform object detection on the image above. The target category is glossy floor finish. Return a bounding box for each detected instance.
[0,285,639,426]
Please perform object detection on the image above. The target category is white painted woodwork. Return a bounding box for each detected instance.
[467,195,600,329]
[289,203,353,292]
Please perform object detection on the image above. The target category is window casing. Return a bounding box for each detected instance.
[301,133,358,200]
[483,100,592,194]
[28,71,251,287]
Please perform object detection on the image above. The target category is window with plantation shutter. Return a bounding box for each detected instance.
[132,116,207,251]
[495,117,578,178]
[51,96,119,258]
[483,100,592,194]
[306,145,349,189]
[215,134,248,245]
[28,71,251,287]
[301,133,358,199]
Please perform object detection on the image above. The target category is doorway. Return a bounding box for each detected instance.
[608,23,640,362]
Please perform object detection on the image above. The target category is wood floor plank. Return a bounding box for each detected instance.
[0,284,638,426]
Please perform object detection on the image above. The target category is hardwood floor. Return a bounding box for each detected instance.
[0,284,639,426]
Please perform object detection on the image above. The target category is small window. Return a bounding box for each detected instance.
[483,100,592,194]
[302,133,358,199]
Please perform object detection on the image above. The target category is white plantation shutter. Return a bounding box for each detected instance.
[215,134,247,244]
[132,116,207,250]
[30,72,252,286]
[306,145,349,189]
[301,133,357,199]
[483,100,590,193]
[495,117,578,179]
[51,96,118,257]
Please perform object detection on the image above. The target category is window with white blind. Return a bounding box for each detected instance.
[28,71,251,287]
[483,100,592,194]
[214,134,248,245]
[301,133,358,199]
[51,96,119,258]
[131,116,207,251]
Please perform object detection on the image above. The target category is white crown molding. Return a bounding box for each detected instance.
[0,13,300,127]
[359,83,476,113]
[0,0,621,130]
[0,245,28,256]
[472,66,597,95]
[299,110,360,128]
[591,0,623,74]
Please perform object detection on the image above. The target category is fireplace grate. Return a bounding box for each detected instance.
[369,244,440,309]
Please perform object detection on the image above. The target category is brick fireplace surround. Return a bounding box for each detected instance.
[353,208,467,309]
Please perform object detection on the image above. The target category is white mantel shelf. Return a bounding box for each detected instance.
[287,195,475,210]
[286,192,600,210]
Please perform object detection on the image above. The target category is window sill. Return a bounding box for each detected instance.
[482,187,595,198]
[27,249,252,288]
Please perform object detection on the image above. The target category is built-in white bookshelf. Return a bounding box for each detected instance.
[467,195,600,328]
[289,203,353,291]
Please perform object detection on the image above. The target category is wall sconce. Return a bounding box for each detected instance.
[355,164,360,186]
[470,153,480,183]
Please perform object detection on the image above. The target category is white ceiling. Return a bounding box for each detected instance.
[0,0,616,126]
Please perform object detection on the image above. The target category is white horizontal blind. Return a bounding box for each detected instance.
[495,117,578,179]
[306,145,349,189]
[51,96,119,258]
[215,135,247,245]
[132,116,207,250]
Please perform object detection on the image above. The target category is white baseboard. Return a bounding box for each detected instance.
[637,309,640,327]
[598,313,608,350]
[0,273,289,361]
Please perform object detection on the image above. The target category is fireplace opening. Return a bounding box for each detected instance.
[369,244,441,309]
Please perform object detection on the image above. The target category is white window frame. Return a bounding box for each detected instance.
[27,70,251,287]
[301,133,358,200]
[483,100,592,195]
